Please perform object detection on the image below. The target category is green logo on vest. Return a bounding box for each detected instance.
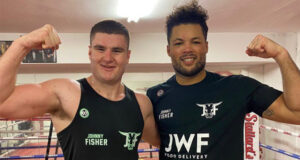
[80,108,89,118]
[119,131,141,150]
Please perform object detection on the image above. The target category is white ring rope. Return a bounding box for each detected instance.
[0,120,26,129]
[0,130,53,133]
[260,124,300,138]
[0,136,57,141]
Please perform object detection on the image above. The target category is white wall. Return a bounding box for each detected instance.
[262,33,298,91]
[1,32,297,64]
[58,33,90,63]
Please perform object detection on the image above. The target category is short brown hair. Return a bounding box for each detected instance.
[90,20,130,48]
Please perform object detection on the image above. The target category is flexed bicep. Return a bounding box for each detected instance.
[0,81,61,119]
[262,95,300,125]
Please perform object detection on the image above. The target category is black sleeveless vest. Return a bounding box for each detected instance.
[57,78,144,160]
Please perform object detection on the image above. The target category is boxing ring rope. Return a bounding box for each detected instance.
[2,144,298,159]
[0,118,51,121]
[1,116,299,160]
[0,136,57,141]
[0,145,60,150]
[45,121,53,160]
[259,143,300,159]
[0,146,159,152]
[0,149,159,159]
[0,116,57,159]
[0,130,52,133]
[0,121,27,129]
[0,154,64,159]
[260,124,300,138]
[259,124,300,159]
[0,115,51,122]
[0,154,159,160]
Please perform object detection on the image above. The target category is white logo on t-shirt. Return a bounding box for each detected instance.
[196,102,223,118]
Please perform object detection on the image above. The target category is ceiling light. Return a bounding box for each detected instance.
[117,0,158,23]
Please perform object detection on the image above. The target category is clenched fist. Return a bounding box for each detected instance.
[17,24,61,51]
[246,35,288,60]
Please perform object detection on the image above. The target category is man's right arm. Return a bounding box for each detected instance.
[0,25,61,119]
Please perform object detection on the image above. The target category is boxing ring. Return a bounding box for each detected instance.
[0,115,299,160]
[0,116,159,160]
[259,124,300,159]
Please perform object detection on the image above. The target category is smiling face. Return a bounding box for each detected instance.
[168,24,208,78]
[89,32,130,84]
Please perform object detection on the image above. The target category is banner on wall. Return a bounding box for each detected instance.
[244,113,260,160]
[0,41,12,57]
[0,40,56,63]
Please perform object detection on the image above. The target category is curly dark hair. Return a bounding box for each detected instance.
[166,0,209,44]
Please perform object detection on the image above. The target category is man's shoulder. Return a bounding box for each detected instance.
[225,74,262,86]
[134,92,150,102]
[146,76,176,104]
[210,71,259,84]
[42,78,80,91]
[147,80,173,97]
[48,78,82,130]
[40,78,81,105]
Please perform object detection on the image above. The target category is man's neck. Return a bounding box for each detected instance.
[176,70,207,86]
[87,76,125,101]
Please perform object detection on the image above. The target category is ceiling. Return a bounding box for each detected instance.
[1,0,300,34]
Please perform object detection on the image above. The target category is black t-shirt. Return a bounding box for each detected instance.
[147,71,282,160]
[57,79,144,160]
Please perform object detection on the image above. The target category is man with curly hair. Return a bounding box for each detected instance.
[147,1,300,159]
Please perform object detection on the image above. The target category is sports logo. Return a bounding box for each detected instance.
[196,102,222,118]
[165,133,209,154]
[79,108,89,119]
[159,109,174,120]
[119,131,141,150]
[157,89,164,97]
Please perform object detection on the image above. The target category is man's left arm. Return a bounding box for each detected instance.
[246,35,300,124]
[135,93,160,147]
